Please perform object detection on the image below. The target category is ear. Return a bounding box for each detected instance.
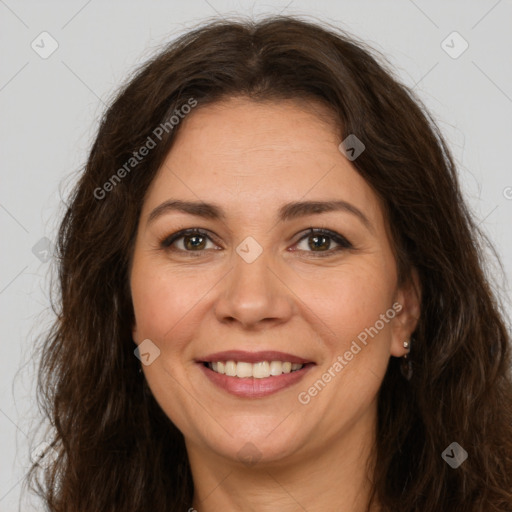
[390,268,421,357]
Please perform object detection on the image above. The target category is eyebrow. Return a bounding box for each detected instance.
[147,199,373,231]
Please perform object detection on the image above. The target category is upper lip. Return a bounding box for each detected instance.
[198,350,314,365]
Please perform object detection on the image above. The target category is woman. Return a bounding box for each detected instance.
[26,14,512,512]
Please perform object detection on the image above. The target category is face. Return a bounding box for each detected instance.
[130,96,420,467]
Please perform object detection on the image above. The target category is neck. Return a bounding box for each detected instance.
[186,403,380,512]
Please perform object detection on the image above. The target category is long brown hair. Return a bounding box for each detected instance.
[24,14,512,511]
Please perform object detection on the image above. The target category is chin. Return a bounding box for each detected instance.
[196,416,310,466]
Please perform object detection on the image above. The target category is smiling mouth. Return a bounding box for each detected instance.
[199,355,315,398]
[204,360,307,378]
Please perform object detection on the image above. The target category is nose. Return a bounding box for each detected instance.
[213,245,295,330]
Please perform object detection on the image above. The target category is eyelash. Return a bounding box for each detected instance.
[159,227,353,257]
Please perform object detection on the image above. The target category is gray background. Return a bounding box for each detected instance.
[1,1,511,510]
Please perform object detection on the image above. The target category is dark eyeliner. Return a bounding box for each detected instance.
[160,228,211,249]
[159,227,353,255]
[298,228,353,253]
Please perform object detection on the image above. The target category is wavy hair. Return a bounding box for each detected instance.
[24,14,512,512]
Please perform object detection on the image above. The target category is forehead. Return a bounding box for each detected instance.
[141,97,382,226]
[171,96,341,161]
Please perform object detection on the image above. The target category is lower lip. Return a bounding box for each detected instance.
[199,363,315,398]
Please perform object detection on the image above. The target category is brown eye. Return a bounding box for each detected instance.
[160,227,352,257]
[294,228,352,256]
[160,228,216,252]
[182,233,207,250]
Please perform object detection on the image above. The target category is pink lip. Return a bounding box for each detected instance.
[198,350,313,365]
[198,361,315,399]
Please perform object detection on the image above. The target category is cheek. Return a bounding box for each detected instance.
[299,267,396,409]
[293,259,396,351]
[131,260,206,345]
[130,261,204,424]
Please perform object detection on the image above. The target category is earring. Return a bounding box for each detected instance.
[400,339,413,380]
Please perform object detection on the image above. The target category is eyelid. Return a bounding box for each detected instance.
[160,228,216,249]
[295,227,353,251]
[159,227,353,254]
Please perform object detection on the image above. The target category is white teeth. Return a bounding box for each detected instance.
[208,360,305,378]
[270,361,283,376]
[225,361,237,376]
[252,361,270,378]
[236,362,253,378]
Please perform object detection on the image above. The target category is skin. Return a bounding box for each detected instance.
[130,96,421,512]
